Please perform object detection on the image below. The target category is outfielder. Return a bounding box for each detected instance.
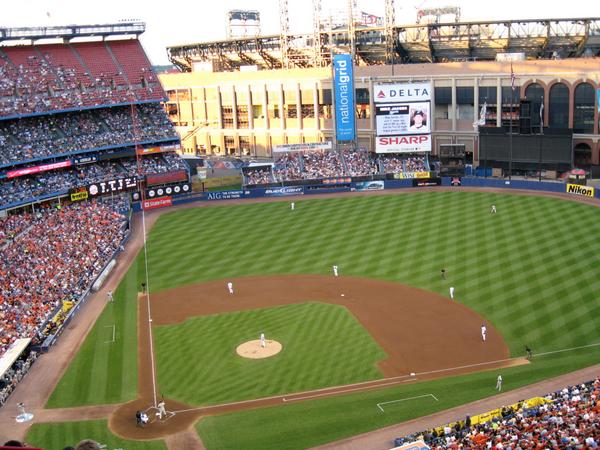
[227,282,234,294]
[491,204,497,214]
[291,202,295,211]
[481,324,487,341]
[449,286,455,299]
[333,265,339,277]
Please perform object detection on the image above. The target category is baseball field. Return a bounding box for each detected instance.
[24,190,600,449]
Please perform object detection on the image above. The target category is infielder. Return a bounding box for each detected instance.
[496,374,503,391]
[449,286,455,299]
[260,332,266,348]
[291,202,295,211]
[227,282,234,294]
[107,290,113,302]
[481,324,487,341]
[333,265,339,277]
[491,204,497,214]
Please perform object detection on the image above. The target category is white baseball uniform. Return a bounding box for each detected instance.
[291,202,295,210]
[333,265,339,277]
[227,282,233,294]
[491,205,497,214]
[481,325,487,341]
[449,286,455,299]
[260,333,266,348]
[157,401,166,419]
[107,290,113,302]
[496,374,502,390]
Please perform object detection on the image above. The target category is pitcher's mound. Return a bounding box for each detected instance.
[236,340,283,359]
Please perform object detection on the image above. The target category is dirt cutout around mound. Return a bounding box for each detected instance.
[109,274,522,440]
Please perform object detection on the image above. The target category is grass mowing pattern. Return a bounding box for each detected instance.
[154,302,386,405]
[197,345,600,450]
[147,192,600,357]
[46,261,139,408]
[26,420,166,450]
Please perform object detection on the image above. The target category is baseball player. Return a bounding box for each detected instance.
[260,332,266,348]
[227,282,234,294]
[333,265,339,277]
[525,345,533,360]
[449,286,455,299]
[441,268,446,279]
[157,400,166,419]
[291,202,295,211]
[107,290,113,302]
[496,374,503,391]
[481,324,487,341]
[491,204,497,214]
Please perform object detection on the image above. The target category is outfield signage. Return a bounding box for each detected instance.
[374,82,431,154]
[333,54,355,141]
[263,186,304,197]
[354,180,384,191]
[273,142,332,153]
[205,190,251,201]
[142,196,172,210]
[566,183,594,197]
[391,440,430,450]
[376,135,432,153]
[88,177,138,197]
[146,170,188,186]
[393,171,431,179]
[146,183,191,198]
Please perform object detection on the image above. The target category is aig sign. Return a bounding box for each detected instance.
[333,54,356,141]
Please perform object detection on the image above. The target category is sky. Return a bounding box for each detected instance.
[1,0,599,65]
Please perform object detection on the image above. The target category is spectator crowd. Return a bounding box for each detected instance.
[244,167,274,185]
[0,350,37,407]
[395,378,600,449]
[0,201,128,358]
[255,150,430,185]
[0,104,178,165]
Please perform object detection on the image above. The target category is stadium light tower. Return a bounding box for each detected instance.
[385,0,396,65]
[347,0,357,62]
[279,0,290,68]
[313,0,323,66]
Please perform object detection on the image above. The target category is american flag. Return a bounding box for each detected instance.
[510,62,516,91]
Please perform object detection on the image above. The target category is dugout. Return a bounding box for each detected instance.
[478,127,573,176]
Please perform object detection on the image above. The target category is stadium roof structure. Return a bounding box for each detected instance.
[0,22,145,44]
[167,17,600,72]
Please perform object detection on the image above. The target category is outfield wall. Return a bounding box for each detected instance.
[131,177,599,212]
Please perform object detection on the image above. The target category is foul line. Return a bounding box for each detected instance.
[104,325,116,344]
[377,393,438,412]
[169,341,600,415]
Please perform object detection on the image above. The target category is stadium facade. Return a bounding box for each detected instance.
[161,17,600,174]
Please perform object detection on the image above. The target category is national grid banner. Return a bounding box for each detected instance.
[374,82,432,153]
[333,54,355,142]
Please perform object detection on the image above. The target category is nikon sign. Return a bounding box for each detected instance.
[566,183,595,197]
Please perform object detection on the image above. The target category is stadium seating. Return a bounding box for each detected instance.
[0,200,128,359]
[244,167,275,185]
[0,104,178,166]
[395,378,600,449]
[0,40,164,117]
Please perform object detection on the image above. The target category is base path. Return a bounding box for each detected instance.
[108,274,518,440]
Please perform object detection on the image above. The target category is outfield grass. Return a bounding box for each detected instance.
[154,302,386,405]
[26,420,166,450]
[197,344,600,450]
[46,191,600,447]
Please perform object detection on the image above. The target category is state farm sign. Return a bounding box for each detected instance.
[376,135,432,153]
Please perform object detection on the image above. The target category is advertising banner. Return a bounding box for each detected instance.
[391,440,430,450]
[374,82,432,104]
[146,183,191,198]
[333,54,355,141]
[273,142,333,152]
[322,177,352,185]
[375,102,430,136]
[142,196,173,210]
[6,160,72,178]
[354,180,385,191]
[566,183,594,197]
[413,177,441,187]
[87,177,138,197]
[73,155,98,165]
[393,171,431,179]
[146,170,188,186]
[69,187,89,202]
[136,144,181,156]
[376,135,432,153]
[205,190,251,201]
[263,186,304,197]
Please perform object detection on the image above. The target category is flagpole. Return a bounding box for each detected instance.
[538,95,543,181]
